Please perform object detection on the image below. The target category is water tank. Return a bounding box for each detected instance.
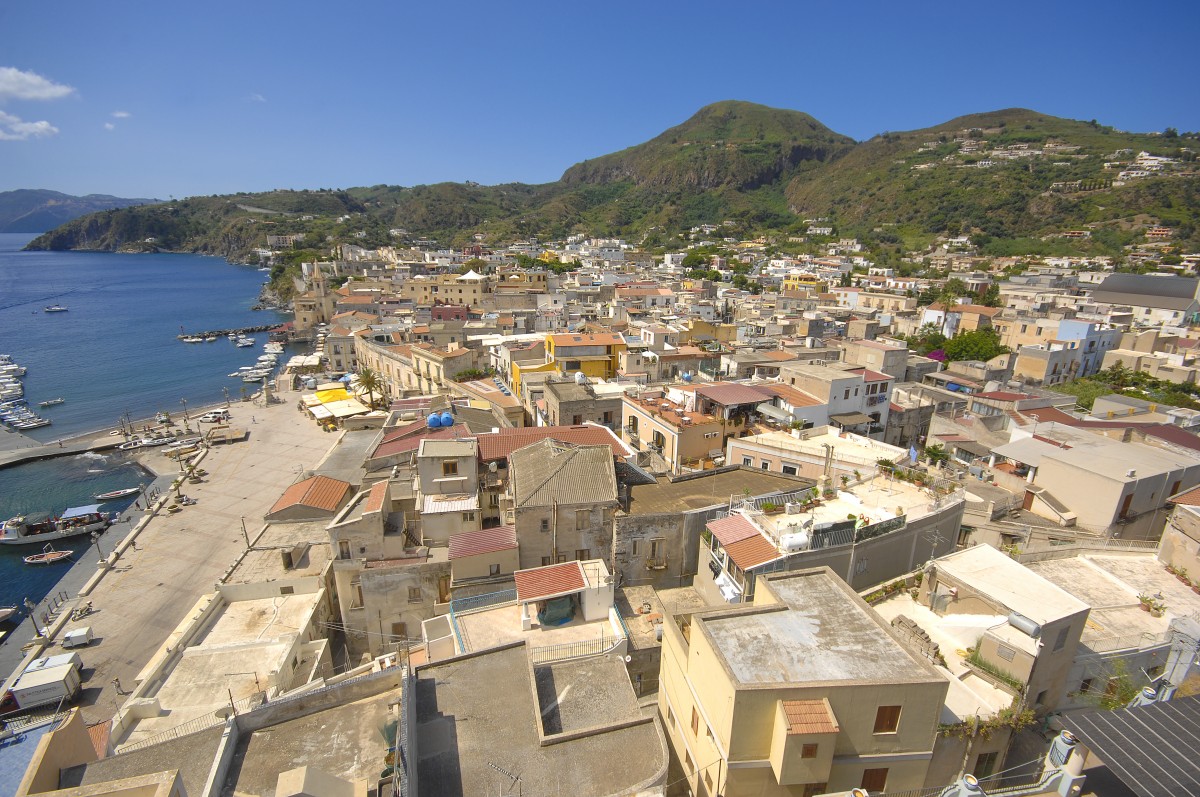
[575,371,588,385]
[427,413,442,428]
[682,371,693,382]
[1046,730,1078,768]
[779,531,810,552]
[1007,611,1042,638]
[939,774,986,797]
[1127,685,1159,708]
[439,411,454,427]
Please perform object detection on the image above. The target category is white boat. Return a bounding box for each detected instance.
[204,336,218,342]
[243,374,266,383]
[118,440,142,451]
[227,333,238,341]
[12,418,50,429]
[43,305,68,313]
[2,505,112,546]
[95,486,143,501]
[38,398,64,407]
[139,435,174,446]
[0,606,17,623]
[24,544,73,565]
[182,336,203,343]
[236,339,255,348]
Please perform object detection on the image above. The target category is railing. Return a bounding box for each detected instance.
[117,691,263,754]
[1078,630,1173,656]
[447,588,517,654]
[529,633,624,665]
[393,668,415,797]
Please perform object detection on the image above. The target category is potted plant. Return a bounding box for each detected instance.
[761,501,782,514]
[840,475,851,488]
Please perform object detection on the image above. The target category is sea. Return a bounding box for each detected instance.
[0,232,291,613]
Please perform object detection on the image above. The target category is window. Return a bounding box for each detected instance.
[650,539,665,560]
[684,751,694,772]
[489,563,501,576]
[972,751,998,778]
[350,579,363,609]
[844,389,850,400]
[462,512,475,522]
[1035,690,1047,706]
[861,768,888,792]
[1079,678,1094,694]
[405,586,423,603]
[1053,626,1070,651]
[704,431,718,439]
[442,460,458,476]
[572,415,583,425]
[801,743,818,759]
[704,771,714,792]
[742,456,754,466]
[667,706,675,728]
[782,465,798,476]
[873,705,901,734]
[997,644,1016,662]
[338,540,351,560]
[392,621,408,641]
[631,540,640,557]
[575,548,590,561]
[279,585,295,595]
[691,707,700,736]
[576,509,589,530]
[556,554,567,563]
[761,461,770,470]
[541,556,552,566]
[541,518,550,532]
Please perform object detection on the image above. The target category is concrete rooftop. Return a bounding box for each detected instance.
[699,570,933,686]
[414,645,665,797]
[455,602,618,655]
[625,468,810,515]
[934,545,1089,626]
[61,725,225,797]
[220,688,400,797]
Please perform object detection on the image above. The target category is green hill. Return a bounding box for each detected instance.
[24,103,1200,258]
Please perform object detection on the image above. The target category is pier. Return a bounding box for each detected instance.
[174,323,280,341]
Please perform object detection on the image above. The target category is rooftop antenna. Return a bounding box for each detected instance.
[487,762,522,797]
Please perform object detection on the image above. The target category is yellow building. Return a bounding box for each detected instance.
[545,332,626,380]
[782,274,826,293]
[660,568,948,797]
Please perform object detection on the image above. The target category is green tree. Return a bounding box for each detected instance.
[923,443,949,465]
[940,278,969,304]
[356,366,384,409]
[980,284,1002,307]
[942,328,1008,362]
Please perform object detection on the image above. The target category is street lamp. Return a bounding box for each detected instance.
[91,531,106,564]
[222,387,230,407]
[180,398,191,432]
[23,598,43,637]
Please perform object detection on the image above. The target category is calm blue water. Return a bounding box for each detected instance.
[0,233,288,441]
[0,232,290,614]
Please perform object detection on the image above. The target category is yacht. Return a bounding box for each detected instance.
[1,505,113,545]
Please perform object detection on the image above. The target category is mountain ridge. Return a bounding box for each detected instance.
[24,102,1199,256]
[0,189,158,233]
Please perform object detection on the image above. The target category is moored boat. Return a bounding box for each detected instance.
[95,486,143,501]
[43,305,68,313]
[38,397,64,407]
[2,504,112,546]
[24,544,73,565]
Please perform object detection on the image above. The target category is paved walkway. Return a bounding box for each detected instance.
[0,388,340,725]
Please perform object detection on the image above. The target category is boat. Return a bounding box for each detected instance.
[38,398,64,407]
[2,505,112,546]
[12,418,50,429]
[0,606,17,623]
[118,440,142,451]
[24,544,73,565]
[95,486,143,501]
[182,336,203,343]
[43,305,68,313]
[236,338,255,348]
[139,435,174,446]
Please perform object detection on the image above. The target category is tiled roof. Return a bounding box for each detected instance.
[449,526,518,560]
[548,332,624,346]
[371,423,472,459]
[477,424,628,462]
[509,441,618,507]
[781,699,839,735]
[363,481,388,514]
[725,534,782,570]
[1168,484,1200,506]
[708,514,760,546]
[87,720,112,759]
[515,561,586,603]
[974,391,1031,401]
[268,475,352,515]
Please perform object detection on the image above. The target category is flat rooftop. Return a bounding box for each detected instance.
[314,428,377,484]
[455,602,618,655]
[62,725,225,797]
[698,570,934,686]
[414,646,665,797]
[626,469,810,515]
[221,688,400,796]
[934,545,1089,626]
[228,522,331,583]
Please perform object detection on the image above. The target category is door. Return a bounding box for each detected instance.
[438,574,451,604]
[1022,490,1035,511]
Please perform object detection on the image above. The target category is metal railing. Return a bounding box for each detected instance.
[117,691,262,754]
[447,588,517,654]
[529,633,623,665]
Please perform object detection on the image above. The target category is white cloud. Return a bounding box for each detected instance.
[0,67,75,101]
[104,122,115,131]
[247,92,266,103]
[111,110,131,118]
[0,110,59,140]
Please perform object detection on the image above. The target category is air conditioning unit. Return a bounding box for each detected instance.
[786,502,802,514]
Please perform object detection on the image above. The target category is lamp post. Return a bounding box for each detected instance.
[91,531,106,565]
[180,398,191,432]
[222,387,230,407]
[23,598,42,637]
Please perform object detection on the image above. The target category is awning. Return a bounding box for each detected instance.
[953,441,991,457]
[62,505,102,518]
[830,412,873,426]
[323,398,370,418]
[308,405,334,420]
[315,387,350,404]
[757,402,793,423]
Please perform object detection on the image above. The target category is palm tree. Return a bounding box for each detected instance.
[357,367,383,409]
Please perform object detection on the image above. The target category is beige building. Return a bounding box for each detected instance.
[659,568,949,797]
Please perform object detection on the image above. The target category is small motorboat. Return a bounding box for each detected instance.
[95,486,143,501]
[118,440,142,451]
[24,544,72,565]
[38,398,65,407]
[43,305,68,313]
[0,605,18,623]
[139,435,174,447]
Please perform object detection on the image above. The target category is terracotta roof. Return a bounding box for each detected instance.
[708,514,760,546]
[761,350,799,362]
[477,424,628,462]
[1168,484,1200,506]
[268,475,352,516]
[781,699,839,735]
[363,481,388,514]
[87,720,112,759]
[1020,407,1200,453]
[846,368,892,383]
[725,534,782,570]
[515,561,586,603]
[449,526,518,559]
[371,422,472,459]
[760,383,823,408]
[548,332,625,346]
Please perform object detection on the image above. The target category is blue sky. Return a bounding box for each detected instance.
[0,0,1197,199]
